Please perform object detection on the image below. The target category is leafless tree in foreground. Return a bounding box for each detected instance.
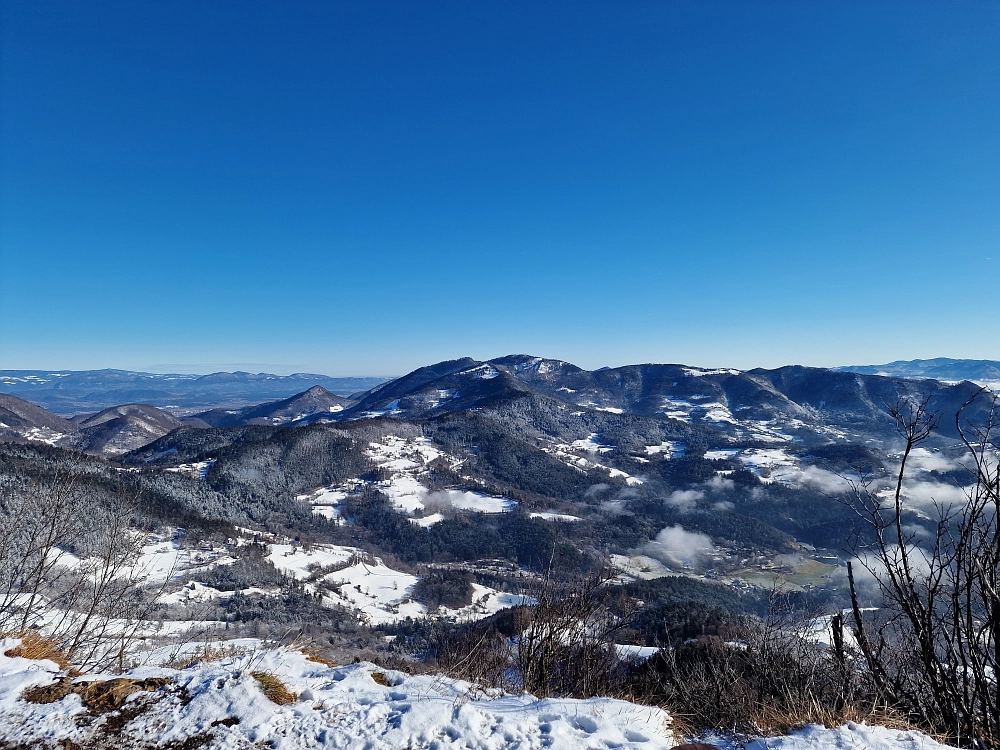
[0,476,161,672]
[846,392,1000,749]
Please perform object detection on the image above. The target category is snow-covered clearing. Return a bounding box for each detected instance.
[683,367,742,377]
[0,640,678,749]
[529,511,581,522]
[265,543,526,625]
[164,460,215,480]
[609,554,677,581]
[645,440,683,457]
[294,436,517,523]
[614,644,659,661]
[543,439,646,486]
[572,433,613,453]
[23,427,67,445]
[446,490,517,513]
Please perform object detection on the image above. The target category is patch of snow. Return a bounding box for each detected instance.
[733,722,959,750]
[461,364,500,380]
[572,433,613,453]
[529,511,582,522]
[22,427,66,446]
[610,554,678,581]
[410,513,445,527]
[615,644,660,661]
[446,490,517,514]
[164,460,215,481]
[645,441,683,457]
[682,367,742,377]
[0,642,678,749]
[704,449,740,460]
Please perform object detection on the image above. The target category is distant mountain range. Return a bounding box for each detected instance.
[1,355,995,457]
[0,369,390,414]
[835,358,1000,383]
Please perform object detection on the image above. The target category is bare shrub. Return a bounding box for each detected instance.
[0,476,166,672]
[435,568,642,700]
[642,612,867,735]
[845,393,1000,748]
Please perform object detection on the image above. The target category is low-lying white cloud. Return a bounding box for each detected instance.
[703,475,734,492]
[641,525,715,568]
[898,480,972,513]
[906,448,963,474]
[664,489,704,512]
[584,483,611,497]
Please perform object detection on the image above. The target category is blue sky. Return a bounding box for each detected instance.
[2,1,998,375]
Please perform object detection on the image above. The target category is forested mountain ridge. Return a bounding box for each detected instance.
[330,354,992,445]
[193,385,354,427]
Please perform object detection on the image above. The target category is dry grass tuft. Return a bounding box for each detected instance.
[162,642,255,670]
[4,631,70,670]
[251,671,297,705]
[369,670,391,686]
[301,648,337,668]
[23,676,172,713]
[750,701,917,737]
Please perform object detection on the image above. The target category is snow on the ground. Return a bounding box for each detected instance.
[295,436,516,522]
[49,531,234,589]
[158,582,273,606]
[297,486,349,520]
[0,640,677,750]
[658,398,694,422]
[645,441,683,457]
[438,584,537,622]
[265,543,531,626]
[609,554,676,581]
[446,490,517,513]
[529,511,581,522]
[460,363,500,379]
[0,640,964,750]
[723,722,959,750]
[130,536,185,584]
[410,513,445,527]
[266,543,423,625]
[543,439,646,486]
[164,459,215,480]
[705,448,849,491]
[614,644,659,661]
[572,433,613,453]
[704,448,740,461]
[683,367,742,377]
[23,427,67,445]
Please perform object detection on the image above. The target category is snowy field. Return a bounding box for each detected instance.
[264,542,531,625]
[296,436,518,524]
[542,434,646,486]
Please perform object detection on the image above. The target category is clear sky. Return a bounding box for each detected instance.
[2,1,998,376]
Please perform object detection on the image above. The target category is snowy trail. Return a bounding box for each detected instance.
[0,639,674,749]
